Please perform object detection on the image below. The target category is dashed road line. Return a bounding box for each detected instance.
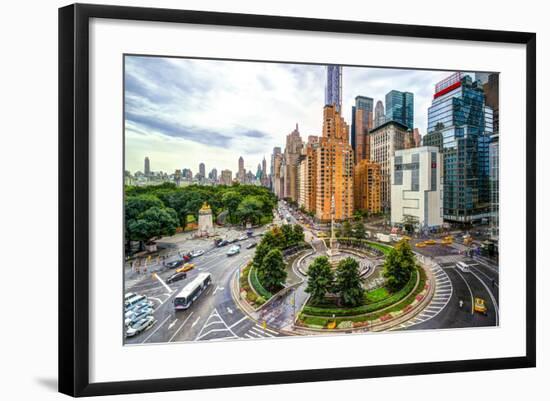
[141,315,170,344]
[169,312,194,342]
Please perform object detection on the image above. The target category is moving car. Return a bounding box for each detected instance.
[126,316,156,337]
[166,271,187,284]
[415,242,427,248]
[245,242,257,249]
[424,239,436,245]
[165,259,184,269]
[474,297,488,315]
[176,263,195,273]
[190,249,204,258]
[227,245,240,256]
[216,239,229,247]
[238,234,248,241]
[456,261,470,273]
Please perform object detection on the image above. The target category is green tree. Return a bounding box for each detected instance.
[334,257,363,307]
[383,240,416,292]
[305,256,334,304]
[341,220,353,238]
[292,224,305,244]
[221,191,242,223]
[127,206,178,249]
[352,221,366,239]
[125,194,163,221]
[236,196,264,225]
[258,248,287,292]
[281,224,294,247]
[252,240,271,269]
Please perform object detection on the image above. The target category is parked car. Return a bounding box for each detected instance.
[126,316,156,337]
[166,271,187,284]
[190,249,204,258]
[245,242,257,249]
[125,307,154,326]
[227,245,240,256]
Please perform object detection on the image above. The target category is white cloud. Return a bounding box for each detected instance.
[125,56,458,175]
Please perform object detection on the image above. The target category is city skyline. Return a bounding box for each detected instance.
[124,55,464,174]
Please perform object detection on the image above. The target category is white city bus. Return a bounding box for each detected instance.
[456,261,470,273]
[173,272,212,310]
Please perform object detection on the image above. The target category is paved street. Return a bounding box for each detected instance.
[125,230,287,344]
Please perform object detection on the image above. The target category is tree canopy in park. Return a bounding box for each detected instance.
[124,183,277,252]
[382,240,417,292]
[258,249,287,292]
[334,257,363,307]
[305,256,334,304]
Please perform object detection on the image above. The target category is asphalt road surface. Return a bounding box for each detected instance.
[125,236,286,344]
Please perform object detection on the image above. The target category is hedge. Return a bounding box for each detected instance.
[250,265,273,300]
[302,267,418,317]
[298,267,427,327]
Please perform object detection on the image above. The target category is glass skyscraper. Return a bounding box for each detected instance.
[325,65,342,113]
[425,73,493,224]
[385,90,414,130]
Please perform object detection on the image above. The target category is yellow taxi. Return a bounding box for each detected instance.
[415,242,427,248]
[474,297,488,315]
[424,239,436,245]
[176,263,195,273]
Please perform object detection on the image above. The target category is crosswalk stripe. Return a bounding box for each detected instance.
[244,333,254,339]
[251,327,274,337]
[254,324,278,335]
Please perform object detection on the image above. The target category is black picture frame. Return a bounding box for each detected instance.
[58,3,536,397]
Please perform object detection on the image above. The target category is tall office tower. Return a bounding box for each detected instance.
[351,96,374,164]
[273,152,284,199]
[369,120,410,211]
[261,157,269,187]
[413,128,422,148]
[270,147,281,190]
[237,156,245,182]
[199,163,206,179]
[283,124,304,201]
[325,65,342,113]
[314,105,354,222]
[390,147,443,228]
[424,73,492,224]
[144,157,150,177]
[354,159,381,214]
[174,169,182,186]
[181,168,193,180]
[385,90,414,130]
[297,136,319,213]
[374,100,386,128]
[256,163,262,180]
[483,73,499,134]
[220,169,232,186]
[209,168,218,182]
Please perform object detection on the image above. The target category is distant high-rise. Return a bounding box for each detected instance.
[209,168,218,182]
[237,156,245,182]
[369,120,410,210]
[270,147,282,191]
[144,157,150,177]
[374,100,385,128]
[283,124,304,201]
[256,163,262,180]
[351,96,374,165]
[385,90,414,130]
[199,163,206,179]
[325,65,342,113]
[220,169,232,186]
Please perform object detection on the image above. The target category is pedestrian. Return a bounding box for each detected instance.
[459,299,463,309]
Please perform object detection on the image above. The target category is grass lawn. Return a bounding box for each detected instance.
[365,287,390,303]
[364,241,392,255]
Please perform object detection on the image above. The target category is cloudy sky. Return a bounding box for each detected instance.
[124,55,459,175]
